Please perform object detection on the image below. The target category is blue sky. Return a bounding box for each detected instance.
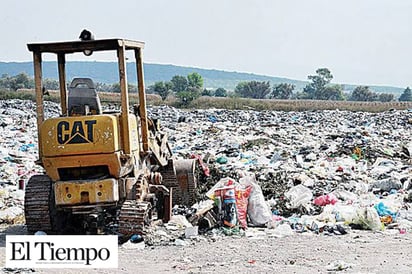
[1,0,412,87]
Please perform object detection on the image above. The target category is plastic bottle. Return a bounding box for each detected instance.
[223,186,237,227]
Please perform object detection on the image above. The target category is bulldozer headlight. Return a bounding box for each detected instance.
[83,49,93,56]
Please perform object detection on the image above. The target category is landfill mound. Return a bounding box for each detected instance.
[1,99,412,243]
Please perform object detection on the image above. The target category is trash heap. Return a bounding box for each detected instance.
[0,100,411,245]
[147,106,412,242]
[0,100,59,224]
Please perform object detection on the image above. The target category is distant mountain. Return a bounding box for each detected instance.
[0,61,405,95]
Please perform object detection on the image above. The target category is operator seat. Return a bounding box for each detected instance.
[68,78,102,116]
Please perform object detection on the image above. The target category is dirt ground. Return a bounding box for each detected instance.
[0,225,411,274]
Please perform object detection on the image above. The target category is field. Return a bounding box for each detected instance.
[0,97,411,273]
[191,96,412,112]
[1,89,412,112]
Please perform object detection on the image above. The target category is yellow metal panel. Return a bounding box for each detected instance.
[41,115,120,157]
[118,45,131,154]
[128,115,139,152]
[57,54,67,116]
[54,178,119,206]
[135,48,149,153]
[33,52,43,160]
[43,152,122,181]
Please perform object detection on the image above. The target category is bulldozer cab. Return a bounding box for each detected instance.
[25,34,199,236]
[27,37,150,158]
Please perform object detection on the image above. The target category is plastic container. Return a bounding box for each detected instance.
[222,186,237,227]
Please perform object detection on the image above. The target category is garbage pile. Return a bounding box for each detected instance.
[0,100,411,245]
[0,100,59,224]
[147,106,412,242]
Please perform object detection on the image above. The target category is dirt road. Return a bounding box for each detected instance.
[0,225,411,273]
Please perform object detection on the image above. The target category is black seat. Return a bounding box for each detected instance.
[68,78,102,116]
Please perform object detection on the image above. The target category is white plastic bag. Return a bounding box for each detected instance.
[205,177,238,200]
[285,184,313,209]
[240,176,272,226]
[272,223,294,238]
[353,207,383,231]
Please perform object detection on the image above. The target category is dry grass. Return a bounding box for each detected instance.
[98,91,164,105]
[2,89,412,112]
[1,89,165,106]
[190,96,412,112]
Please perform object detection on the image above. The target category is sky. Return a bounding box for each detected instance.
[1,0,412,87]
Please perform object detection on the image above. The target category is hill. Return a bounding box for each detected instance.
[0,61,405,95]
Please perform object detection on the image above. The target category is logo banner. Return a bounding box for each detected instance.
[6,235,118,268]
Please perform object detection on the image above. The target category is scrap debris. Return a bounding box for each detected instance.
[1,100,411,245]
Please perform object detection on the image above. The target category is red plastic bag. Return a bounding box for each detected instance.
[235,185,252,229]
[313,193,338,206]
[190,154,210,176]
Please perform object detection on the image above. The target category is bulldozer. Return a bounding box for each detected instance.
[24,34,198,236]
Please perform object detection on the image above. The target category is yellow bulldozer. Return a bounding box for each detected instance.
[24,33,198,236]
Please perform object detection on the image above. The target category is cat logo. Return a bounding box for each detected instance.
[57,120,97,145]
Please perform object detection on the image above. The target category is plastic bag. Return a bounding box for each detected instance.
[206,177,238,200]
[272,223,294,238]
[313,193,338,206]
[353,207,383,231]
[240,176,272,226]
[235,185,252,229]
[374,202,397,218]
[210,178,252,228]
[285,184,313,209]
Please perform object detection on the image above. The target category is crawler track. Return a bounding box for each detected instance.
[118,200,151,236]
[24,175,54,233]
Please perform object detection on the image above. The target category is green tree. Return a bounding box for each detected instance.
[271,83,295,99]
[234,82,249,97]
[399,87,412,101]
[109,83,121,93]
[165,82,173,94]
[201,89,213,96]
[109,83,137,93]
[176,90,200,106]
[303,68,333,99]
[295,91,311,99]
[235,81,271,99]
[187,72,203,91]
[43,78,59,90]
[128,83,138,93]
[169,73,204,105]
[378,93,394,102]
[319,85,345,100]
[96,82,111,92]
[0,74,12,89]
[0,73,35,90]
[170,75,188,92]
[1,72,33,91]
[153,81,171,101]
[14,73,32,90]
[214,87,227,97]
[349,86,378,101]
